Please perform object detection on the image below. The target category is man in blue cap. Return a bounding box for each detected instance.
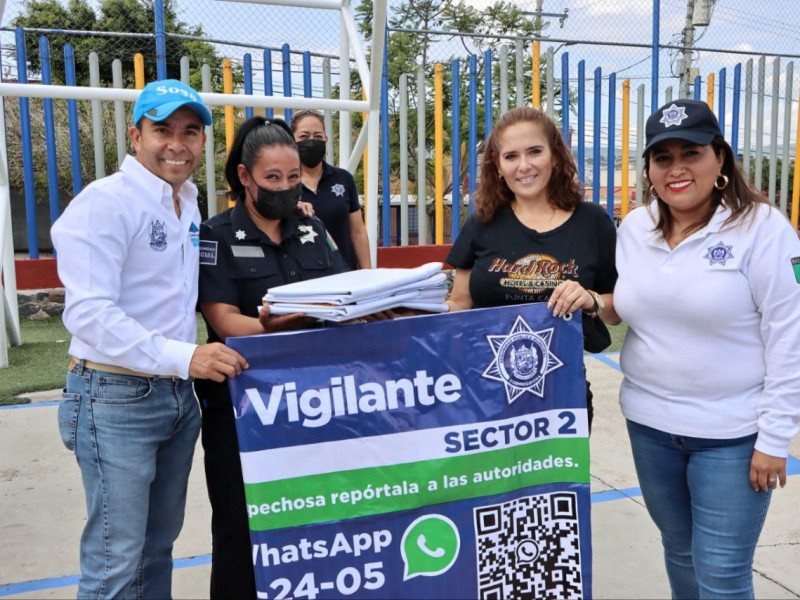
[51,79,248,598]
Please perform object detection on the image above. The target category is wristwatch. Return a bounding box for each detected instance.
[586,290,605,318]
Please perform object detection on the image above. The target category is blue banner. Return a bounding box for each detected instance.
[228,303,591,599]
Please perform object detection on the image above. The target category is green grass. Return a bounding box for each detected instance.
[1,318,71,405]
[0,317,210,406]
[0,316,625,406]
[607,322,627,353]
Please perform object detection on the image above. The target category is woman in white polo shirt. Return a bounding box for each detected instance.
[606,98,800,599]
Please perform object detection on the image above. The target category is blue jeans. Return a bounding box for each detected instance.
[626,420,771,600]
[59,363,201,599]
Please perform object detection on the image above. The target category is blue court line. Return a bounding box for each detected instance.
[0,400,59,411]
[1,490,637,597]
[3,468,799,597]
[0,554,212,597]
[589,351,621,371]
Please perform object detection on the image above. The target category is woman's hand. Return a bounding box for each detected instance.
[548,280,597,318]
[296,201,315,217]
[258,302,316,333]
[750,450,787,492]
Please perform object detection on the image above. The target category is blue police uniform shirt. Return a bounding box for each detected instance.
[300,161,362,270]
[198,200,348,343]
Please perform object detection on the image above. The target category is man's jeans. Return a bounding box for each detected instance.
[626,420,771,600]
[59,362,201,599]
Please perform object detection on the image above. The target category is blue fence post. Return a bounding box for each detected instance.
[15,28,38,258]
[39,36,60,227]
[718,67,726,136]
[380,28,392,246]
[693,74,702,100]
[483,49,492,140]
[731,63,742,158]
[468,54,477,214]
[154,0,167,79]
[451,59,461,240]
[607,72,616,219]
[243,53,254,120]
[303,51,312,98]
[282,44,293,122]
[263,49,274,119]
[64,43,82,196]
[561,51,570,145]
[592,67,602,206]
[577,60,586,185]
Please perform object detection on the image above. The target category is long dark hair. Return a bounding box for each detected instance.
[224,116,297,201]
[476,106,581,223]
[644,137,767,239]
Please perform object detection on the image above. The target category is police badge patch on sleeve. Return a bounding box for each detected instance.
[200,240,218,265]
[792,257,800,283]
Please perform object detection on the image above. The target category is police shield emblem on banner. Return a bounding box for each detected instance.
[227,303,591,599]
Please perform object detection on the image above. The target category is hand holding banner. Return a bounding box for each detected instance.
[227,303,591,599]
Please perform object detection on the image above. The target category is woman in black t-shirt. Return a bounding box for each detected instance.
[446,107,618,424]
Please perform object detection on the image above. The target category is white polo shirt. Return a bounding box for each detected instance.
[51,155,201,379]
[615,202,800,457]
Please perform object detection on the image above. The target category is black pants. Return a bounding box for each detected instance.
[195,379,257,600]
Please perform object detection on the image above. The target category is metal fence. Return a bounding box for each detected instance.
[2,0,800,257]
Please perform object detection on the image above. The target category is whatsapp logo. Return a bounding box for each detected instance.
[401,514,460,580]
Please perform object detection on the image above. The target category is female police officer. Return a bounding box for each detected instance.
[195,116,348,598]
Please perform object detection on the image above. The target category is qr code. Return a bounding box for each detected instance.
[474,492,583,599]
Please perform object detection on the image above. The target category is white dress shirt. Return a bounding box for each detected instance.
[51,155,201,378]
[615,202,800,457]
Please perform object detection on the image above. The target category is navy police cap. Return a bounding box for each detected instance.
[644,98,722,156]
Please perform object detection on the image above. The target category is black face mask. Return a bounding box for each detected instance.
[297,139,326,168]
[252,183,301,220]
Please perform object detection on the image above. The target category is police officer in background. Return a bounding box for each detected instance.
[51,79,248,598]
[195,116,348,598]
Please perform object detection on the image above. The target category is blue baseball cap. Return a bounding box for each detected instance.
[133,79,212,126]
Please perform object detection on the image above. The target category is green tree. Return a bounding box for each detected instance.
[8,0,234,215]
[750,156,795,211]
[354,0,557,202]
[11,0,222,89]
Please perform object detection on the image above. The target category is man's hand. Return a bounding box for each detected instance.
[189,343,249,382]
[258,303,317,333]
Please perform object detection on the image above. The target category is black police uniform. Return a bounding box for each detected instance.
[195,201,347,599]
[300,161,362,270]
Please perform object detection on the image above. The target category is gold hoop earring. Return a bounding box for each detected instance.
[714,174,729,190]
[649,185,660,200]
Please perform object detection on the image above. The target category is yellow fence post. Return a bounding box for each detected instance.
[621,79,630,220]
[792,79,800,229]
[706,72,715,109]
[532,40,541,109]
[134,54,145,89]
[223,59,236,207]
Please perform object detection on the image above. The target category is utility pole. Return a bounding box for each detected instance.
[679,0,695,98]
